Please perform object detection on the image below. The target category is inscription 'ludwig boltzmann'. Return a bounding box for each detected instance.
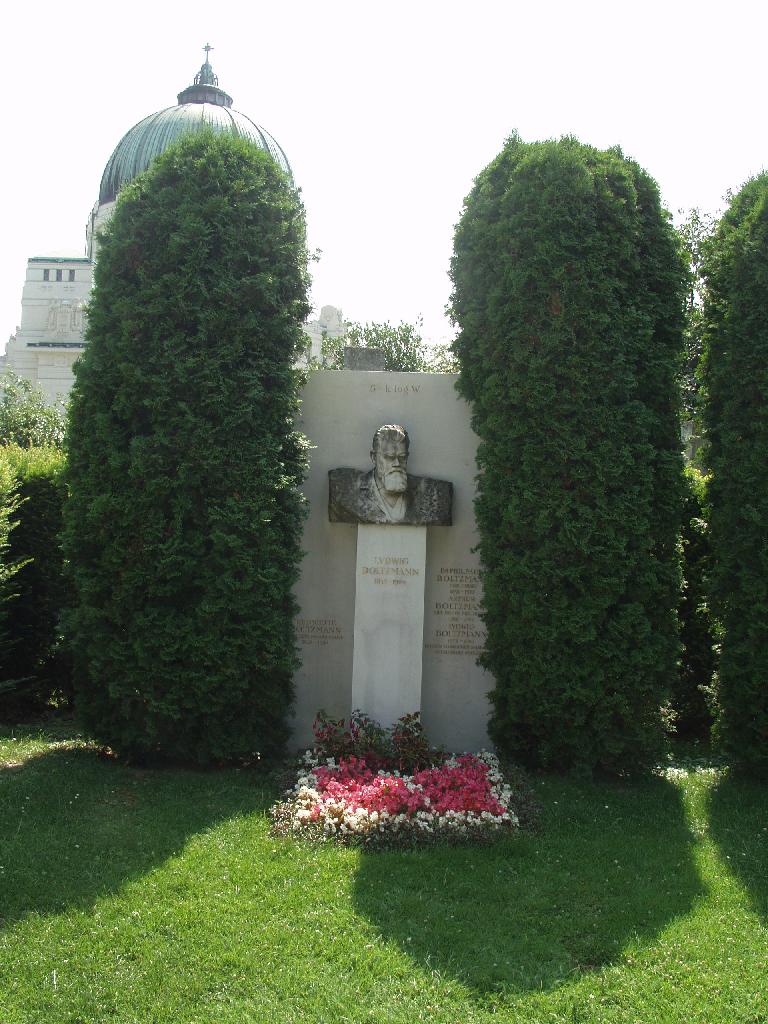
[328,424,453,526]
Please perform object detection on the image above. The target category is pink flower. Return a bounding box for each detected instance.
[309,754,506,819]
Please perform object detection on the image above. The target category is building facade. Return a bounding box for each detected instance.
[3,258,92,404]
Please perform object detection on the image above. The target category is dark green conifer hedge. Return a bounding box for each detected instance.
[450,135,686,772]
[0,446,69,716]
[701,173,768,775]
[64,131,310,764]
[0,460,24,698]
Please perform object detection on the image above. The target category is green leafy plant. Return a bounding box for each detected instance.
[390,711,441,772]
[312,709,441,772]
[450,134,687,773]
[311,319,457,374]
[426,341,460,374]
[0,370,65,449]
[676,208,717,427]
[343,319,431,372]
[0,460,27,696]
[64,130,310,764]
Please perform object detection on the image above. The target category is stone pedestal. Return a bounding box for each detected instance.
[351,524,427,725]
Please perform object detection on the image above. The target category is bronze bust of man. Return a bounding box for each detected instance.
[328,424,452,526]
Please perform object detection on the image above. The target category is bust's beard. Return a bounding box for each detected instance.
[382,469,407,494]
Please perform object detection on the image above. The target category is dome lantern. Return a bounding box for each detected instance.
[176,44,233,108]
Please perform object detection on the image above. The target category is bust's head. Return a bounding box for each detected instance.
[371,424,409,495]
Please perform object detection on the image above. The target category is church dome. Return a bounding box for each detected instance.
[98,48,292,204]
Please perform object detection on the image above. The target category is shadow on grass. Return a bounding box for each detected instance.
[0,726,275,929]
[708,771,768,921]
[353,774,704,996]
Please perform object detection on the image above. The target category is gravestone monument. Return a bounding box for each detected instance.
[328,424,452,726]
[293,370,492,751]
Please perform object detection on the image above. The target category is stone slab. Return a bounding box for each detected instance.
[351,524,427,725]
[343,346,386,370]
[293,369,492,752]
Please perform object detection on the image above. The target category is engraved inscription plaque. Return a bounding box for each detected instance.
[425,566,487,657]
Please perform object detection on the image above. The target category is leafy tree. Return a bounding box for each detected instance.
[316,317,458,373]
[701,173,768,775]
[312,329,346,369]
[676,208,717,425]
[64,130,310,764]
[344,319,430,371]
[427,341,460,374]
[0,370,65,448]
[451,135,687,773]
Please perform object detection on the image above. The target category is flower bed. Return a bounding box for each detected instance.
[270,712,520,847]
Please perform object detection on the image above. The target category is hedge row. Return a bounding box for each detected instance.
[12,132,765,777]
[0,445,69,717]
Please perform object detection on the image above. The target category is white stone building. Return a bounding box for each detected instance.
[2,49,343,402]
[3,258,92,405]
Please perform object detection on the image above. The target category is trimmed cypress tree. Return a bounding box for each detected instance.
[450,135,686,772]
[701,173,768,775]
[64,131,310,764]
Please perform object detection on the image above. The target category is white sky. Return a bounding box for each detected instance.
[3,0,766,351]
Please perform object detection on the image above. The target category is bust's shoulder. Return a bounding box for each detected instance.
[328,467,372,488]
[328,468,376,523]
[406,475,453,526]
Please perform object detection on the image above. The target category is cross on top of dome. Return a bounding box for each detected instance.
[194,44,219,88]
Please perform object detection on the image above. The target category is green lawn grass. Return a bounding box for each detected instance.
[1,724,766,1024]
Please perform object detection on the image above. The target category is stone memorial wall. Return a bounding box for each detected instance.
[292,369,492,751]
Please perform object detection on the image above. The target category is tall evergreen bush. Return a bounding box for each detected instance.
[451,135,686,772]
[64,131,310,764]
[701,173,768,774]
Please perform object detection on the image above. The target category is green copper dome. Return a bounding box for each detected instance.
[98,49,292,204]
